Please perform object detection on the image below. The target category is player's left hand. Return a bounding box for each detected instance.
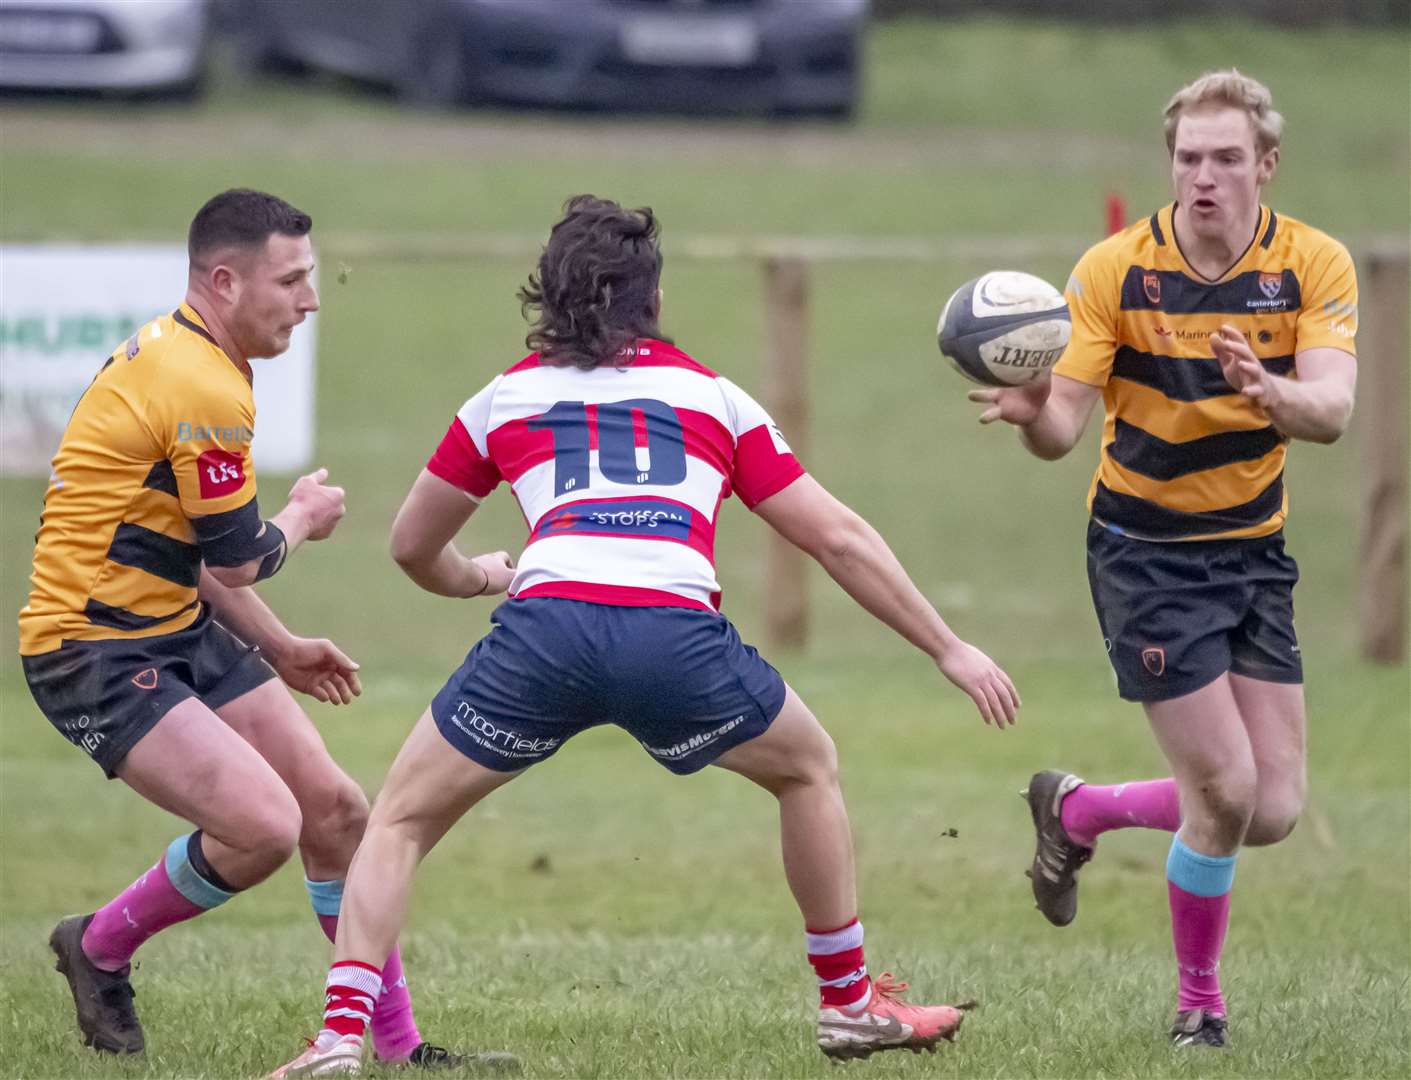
[1211,324,1282,408]
[272,636,362,705]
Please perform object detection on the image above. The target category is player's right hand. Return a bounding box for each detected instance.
[935,639,1021,728]
[288,467,346,541]
[968,379,1051,426]
[470,550,515,597]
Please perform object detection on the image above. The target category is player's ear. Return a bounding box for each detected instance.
[1257,146,1279,186]
[209,261,240,304]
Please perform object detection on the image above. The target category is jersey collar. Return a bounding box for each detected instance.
[1163,202,1273,284]
[174,303,252,385]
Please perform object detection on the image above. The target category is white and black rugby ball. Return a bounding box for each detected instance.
[937,271,1071,387]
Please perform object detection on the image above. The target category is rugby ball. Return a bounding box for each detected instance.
[937,271,1071,387]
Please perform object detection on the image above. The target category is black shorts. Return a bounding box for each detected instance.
[432,598,787,776]
[21,607,278,778]
[1086,520,1303,703]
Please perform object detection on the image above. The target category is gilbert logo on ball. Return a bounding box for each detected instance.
[937,271,1071,387]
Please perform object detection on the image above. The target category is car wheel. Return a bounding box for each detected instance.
[398,24,471,109]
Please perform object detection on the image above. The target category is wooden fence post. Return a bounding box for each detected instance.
[1359,248,1409,664]
[762,257,810,651]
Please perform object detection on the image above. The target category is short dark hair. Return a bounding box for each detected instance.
[188,189,312,268]
[519,195,666,370]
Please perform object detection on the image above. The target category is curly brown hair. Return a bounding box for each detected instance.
[519,195,667,370]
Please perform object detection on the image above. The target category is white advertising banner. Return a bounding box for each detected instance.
[0,245,315,476]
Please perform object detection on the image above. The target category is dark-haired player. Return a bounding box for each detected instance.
[971,71,1358,1046]
[268,194,1020,1077]
[21,189,476,1068]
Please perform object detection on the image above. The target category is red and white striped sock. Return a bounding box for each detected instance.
[806,917,872,1014]
[321,961,382,1045]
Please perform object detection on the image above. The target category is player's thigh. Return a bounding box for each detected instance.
[1229,673,1307,801]
[1145,675,1257,802]
[713,685,837,791]
[117,695,300,845]
[369,708,523,853]
[214,677,365,821]
[1086,523,1242,703]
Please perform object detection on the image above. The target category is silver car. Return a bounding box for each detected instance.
[0,0,210,98]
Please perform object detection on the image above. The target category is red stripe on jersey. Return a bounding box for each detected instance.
[486,414,556,485]
[678,407,734,480]
[488,404,735,487]
[733,426,804,508]
[505,353,542,375]
[499,341,717,379]
[513,581,718,611]
[427,417,502,498]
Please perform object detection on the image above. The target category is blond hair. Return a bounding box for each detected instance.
[1163,70,1284,157]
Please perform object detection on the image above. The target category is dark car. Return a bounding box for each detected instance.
[235,0,867,118]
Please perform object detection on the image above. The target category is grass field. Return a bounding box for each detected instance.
[1,15,1408,1079]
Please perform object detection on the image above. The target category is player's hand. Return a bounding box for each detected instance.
[288,467,346,541]
[272,635,362,705]
[968,379,1052,426]
[470,551,515,597]
[935,639,1021,728]
[1211,324,1281,408]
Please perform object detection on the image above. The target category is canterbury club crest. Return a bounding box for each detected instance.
[1258,272,1283,300]
[1143,271,1161,305]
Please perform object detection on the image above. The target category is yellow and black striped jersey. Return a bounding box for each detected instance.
[19,304,259,655]
[1055,203,1358,541]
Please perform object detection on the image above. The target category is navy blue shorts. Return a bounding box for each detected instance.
[431,598,787,775]
[1086,520,1303,703]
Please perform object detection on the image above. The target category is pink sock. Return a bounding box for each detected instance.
[317,914,423,1061]
[1168,881,1230,1016]
[1060,778,1181,848]
[82,857,206,971]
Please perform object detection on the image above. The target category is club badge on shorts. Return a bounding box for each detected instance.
[1141,646,1166,677]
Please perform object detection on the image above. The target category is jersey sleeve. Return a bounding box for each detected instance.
[1052,242,1121,387]
[716,376,805,509]
[155,369,259,518]
[426,378,503,500]
[1295,238,1358,357]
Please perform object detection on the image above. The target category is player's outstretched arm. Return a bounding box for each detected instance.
[753,476,1019,728]
[197,567,361,704]
[389,469,515,599]
[968,374,1103,461]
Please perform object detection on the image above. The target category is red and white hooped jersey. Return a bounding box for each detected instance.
[426,339,804,611]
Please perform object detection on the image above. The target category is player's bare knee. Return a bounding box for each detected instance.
[1188,768,1257,838]
[243,796,303,868]
[1246,793,1302,846]
[300,776,370,861]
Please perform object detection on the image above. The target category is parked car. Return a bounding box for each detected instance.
[0,0,211,98]
[234,0,867,118]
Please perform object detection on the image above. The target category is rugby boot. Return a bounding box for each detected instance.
[397,1042,522,1072]
[816,972,971,1060]
[1023,769,1093,926]
[267,1034,364,1077]
[1170,1008,1229,1048]
[48,914,145,1054]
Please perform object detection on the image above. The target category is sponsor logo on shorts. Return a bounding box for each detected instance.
[1141,646,1166,677]
[449,700,560,760]
[62,714,107,757]
[642,715,746,761]
[196,448,246,499]
[131,667,158,690]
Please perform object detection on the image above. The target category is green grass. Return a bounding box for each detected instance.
[1,14,1408,1079]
